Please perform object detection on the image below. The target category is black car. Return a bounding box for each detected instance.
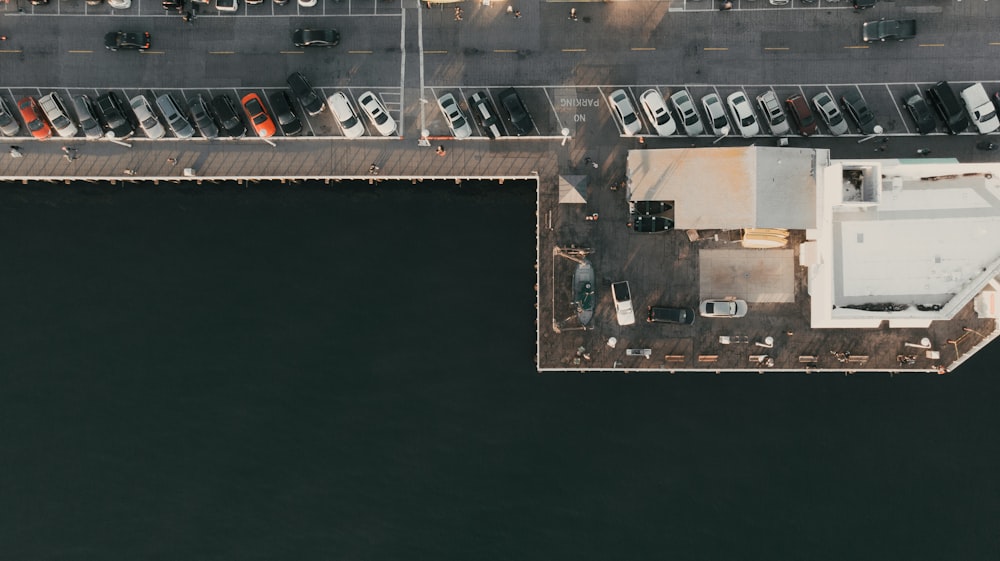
[853,0,877,9]
[632,215,674,233]
[292,29,340,48]
[926,81,968,134]
[211,94,247,138]
[632,201,672,215]
[95,91,135,139]
[104,31,151,51]
[468,91,504,139]
[268,91,302,136]
[903,92,936,135]
[188,94,219,139]
[497,88,534,136]
[647,306,695,325]
[840,90,879,134]
[286,72,325,116]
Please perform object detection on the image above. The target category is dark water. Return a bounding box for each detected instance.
[1,182,998,560]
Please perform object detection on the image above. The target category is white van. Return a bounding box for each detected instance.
[39,92,78,138]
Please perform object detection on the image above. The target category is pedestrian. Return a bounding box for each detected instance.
[167,157,177,165]
[591,161,599,169]
[9,146,23,158]
[584,156,592,166]
[436,145,446,157]
[369,163,380,175]
[514,9,521,17]
[569,7,577,20]
[917,148,931,156]
[124,168,136,176]
[0,36,7,41]
[506,5,513,13]
[719,0,732,10]
[182,12,191,22]
[454,6,462,20]
[638,136,645,148]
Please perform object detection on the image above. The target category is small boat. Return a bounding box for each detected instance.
[574,260,596,326]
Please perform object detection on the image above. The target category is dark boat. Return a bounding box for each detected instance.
[632,215,674,233]
[573,260,596,326]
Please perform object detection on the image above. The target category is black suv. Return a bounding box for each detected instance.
[497,88,534,136]
[927,81,968,134]
[840,91,879,134]
[211,94,247,138]
[95,91,135,139]
[269,91,302,136]
[287,72,325,116]
[647,306,695,325]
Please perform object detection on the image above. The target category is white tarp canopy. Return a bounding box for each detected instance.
[559,175,588,204]
[626,146,818,230]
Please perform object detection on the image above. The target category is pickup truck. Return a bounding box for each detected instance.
[862,19,917,42]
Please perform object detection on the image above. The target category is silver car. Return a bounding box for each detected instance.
[0,97,21,137]
[701,93,730,137]
[39,92,79,138]
[812,92,848,136]
[155,94,195,138]
[669,90,703,136]
[756,91,790,136]
[188,95,219,139]
[72,95,103,139]
[437,93,471,139]
[130,95,166,139]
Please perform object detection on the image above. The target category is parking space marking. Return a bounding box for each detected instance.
[888,83,911,135]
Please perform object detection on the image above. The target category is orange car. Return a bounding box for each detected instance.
[241,93,276,138]
[18,96,52,140]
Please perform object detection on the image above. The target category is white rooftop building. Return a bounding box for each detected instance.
[627,146,1000,330]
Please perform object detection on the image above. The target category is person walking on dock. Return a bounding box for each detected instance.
[9,146,23,158]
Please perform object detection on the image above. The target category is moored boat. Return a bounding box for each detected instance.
[574,260,596,326]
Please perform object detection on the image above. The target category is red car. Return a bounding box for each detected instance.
[241,93,276,138]
[18,97,52,140]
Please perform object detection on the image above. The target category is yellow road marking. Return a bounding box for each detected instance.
[990,42,1000,45]
[844,45,869,49]
[631,47,655,51]
[209,51,235,55]
[425,50,448,54]
[763,47,789,51]
[918,43,944,47]
[704,47,728,51]
[495,49,518,53]
[348,50,373,54]
[562,48,587,52]
[281,50,304,54]
[68,50,93,54]
[143,51,165,55]
[0,49,22,54]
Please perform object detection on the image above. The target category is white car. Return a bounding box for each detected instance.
[129,95,165,139]
[670,90,703,136]
[608,89,641,136]
[611,281,636,326]
[327,92,365,139]
[756,91,790,136]
[215,0,237,11]
[812,92,848,136]
[639,89,676,136]
[358,91,396,136]
[726,91,760,138]
[107,0,131,8]
[38,92,79,138]
[960,83,999,134]
[437,93,471,139]
[701,93,730,137]
[298,0,316,6]
[699,298,748,318]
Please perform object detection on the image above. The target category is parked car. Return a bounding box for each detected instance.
[632,215,673,233]
[903,92,936,135]
[18,97,52,140]
[647,306,695,325]
[95,91,134,139]
[0,97,20,137]
[107,0,131,9]
[959,83,999,134]
[670,89,704,136]
[756,91,790,136]
[468,91,504,139]
[104,31,150,51]
[215,0,237,11]
[130,95,165,139]
[726,91,759,138]
[701,93,730,136]
[437,92,471,139]
[188,94,219,139]
[211,94,247,138]
[786,94,817,136]
[241,92,276,138]
[840,90,879,134]
[72,95,103,139]
[357,91,396,136]
[639,89,676,136]
[812,92,848,136]
[699,298,748,318]
[608,89,642,136]
[298,0,316,6]
[39,93,78,138]
[292,29,339,48]
[497,88,534,136]
[268,91,301,136]
[328,92,365,138]
[287,72,325,116]
[927,81,968,134]
[768,0,788,4]
[156,94,195,138]
[611,281,636,326]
